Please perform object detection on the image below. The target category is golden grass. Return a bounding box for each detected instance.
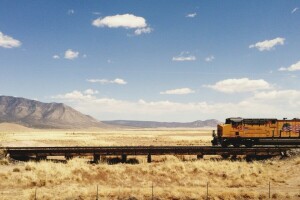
[0,127,299,199]
[0,128,213,147]
[0,156,299,199]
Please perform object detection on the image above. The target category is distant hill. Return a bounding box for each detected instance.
[0,96,107,129]
[0,122,36,132]
[102,119,220,128]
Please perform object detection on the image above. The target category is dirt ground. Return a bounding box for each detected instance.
[0,125,299,199]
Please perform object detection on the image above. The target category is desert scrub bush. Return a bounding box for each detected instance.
[0,149,10,165]
[13,167,21,172]
[0,148,7,158]
[0,158,9,165]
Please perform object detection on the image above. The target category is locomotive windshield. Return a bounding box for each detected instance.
[225,118,243,125]
[225,118,277,126]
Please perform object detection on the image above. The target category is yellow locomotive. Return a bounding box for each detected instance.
[212,118,300,147]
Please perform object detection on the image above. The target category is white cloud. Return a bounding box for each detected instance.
[51,89,300,121]
[172,52,196,62]
[160,88,195,95]
[134,27,153,35]
[84,89,99,95]
[113,78,127,85]
[52,90,95,101]
[249,37,285,51]
[278,61,300,71]
[67,9,75,15]
[92,14,152,35]
[0,32,21,48]
[92,12,101,15]
[291,7,298,14]
[253,90,300,101]
[186,13,197,18]
[53,55,60,59]
[172,56,196,61]
[205,55,215,62]
[92,14,147,29]
[87,78,127,85]
[64,49,79,60]
[204,78,272,93]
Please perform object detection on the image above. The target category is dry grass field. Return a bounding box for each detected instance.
[0,123,299,200]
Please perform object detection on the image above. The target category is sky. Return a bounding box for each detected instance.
[1,0,300,122]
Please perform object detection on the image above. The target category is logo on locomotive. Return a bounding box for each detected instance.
[281,123,300,132]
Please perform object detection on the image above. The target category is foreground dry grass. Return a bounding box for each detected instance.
[0,125,299,199]
[0,156,300,200]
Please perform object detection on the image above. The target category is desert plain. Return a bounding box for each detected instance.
[0,123,299,200]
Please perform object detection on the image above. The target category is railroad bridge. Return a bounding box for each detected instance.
[1,146,299,163]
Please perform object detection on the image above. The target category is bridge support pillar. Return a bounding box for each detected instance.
[246,155,254,162]
[147,154,152,163]
[36,155,47,161]
[93,154,100,163]
[121,154,127,163]
[65,154,73,160]
[231,155,237,160]
[197,154,203,159]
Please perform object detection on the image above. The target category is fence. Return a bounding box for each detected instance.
[19,181,299,200]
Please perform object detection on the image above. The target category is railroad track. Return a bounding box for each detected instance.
[1,145,299,162]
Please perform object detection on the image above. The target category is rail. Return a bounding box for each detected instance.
[1,145,299,162]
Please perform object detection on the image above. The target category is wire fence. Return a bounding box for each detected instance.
[2,181,297,200]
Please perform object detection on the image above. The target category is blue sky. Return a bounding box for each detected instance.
[1,0,300,121]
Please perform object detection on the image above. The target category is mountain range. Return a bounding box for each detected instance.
[0,96,105,129]
[0,96,219,129]
[103,119,219,128]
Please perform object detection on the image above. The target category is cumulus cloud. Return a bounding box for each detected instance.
[278,61,300,71]
[203,78,272,93]
[67,9,75,15]
[0,32,21,48]
[51,89,300,121]
[134,27,153,35]
[253,90,300,101]
[92,12,101,15]
[172,52,196,62]
[52,90,95,101]
[53,55,60,59]
[249,37,285,51]
[160,88,195,95]
[291,7,298,14]
[92,14,147,28]
[87,78,127,85]
[92,14,152,35]
[205,55,215,62]
[64,49,79,60]
[186,13,197,18]
[84,89,99,95]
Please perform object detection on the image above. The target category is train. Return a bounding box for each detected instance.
[211,117,300,147]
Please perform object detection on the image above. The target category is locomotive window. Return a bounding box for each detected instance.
[232,121,242,126]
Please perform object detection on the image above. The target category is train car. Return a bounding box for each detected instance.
[212,117,300,147]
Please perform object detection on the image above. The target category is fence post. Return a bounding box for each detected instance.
[35,188,37,200]
[269,181,271,199]
[96,185,99,200]
[206,182,209,200]
[152,182,154,200]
